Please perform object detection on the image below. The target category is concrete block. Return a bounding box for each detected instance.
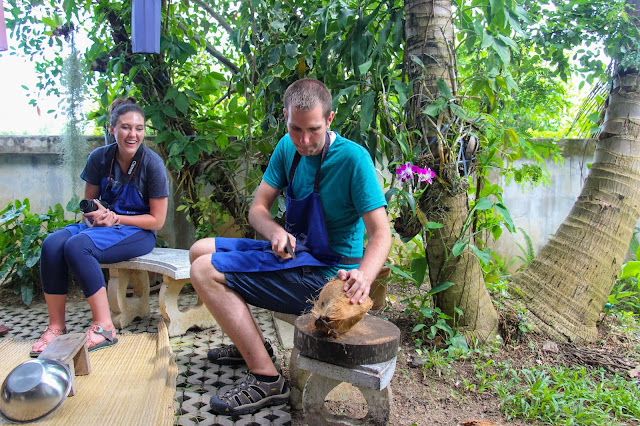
[273,314,296,350]
[296,354,396,391]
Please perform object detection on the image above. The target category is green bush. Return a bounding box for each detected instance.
[0,198,77,305]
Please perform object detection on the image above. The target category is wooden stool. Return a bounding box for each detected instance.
[38,333,91,396]
[293,314,400,425]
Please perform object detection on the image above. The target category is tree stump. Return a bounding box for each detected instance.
[294,313,400,366]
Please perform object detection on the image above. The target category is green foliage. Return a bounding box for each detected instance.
[0,199,77,306]
[414,347,450,378]
[482,252,516,289]
[177,180,235,241]
[608,242,640,315]
[8,0,639,348]
[514,227,535,268]
[384,236,458,346]
[451,196,515,266]
[508,163,550,189]
[607,277,640,315]
[5,0,409,239]
[494,366,640,423]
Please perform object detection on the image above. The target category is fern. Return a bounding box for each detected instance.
[515,227,535,267]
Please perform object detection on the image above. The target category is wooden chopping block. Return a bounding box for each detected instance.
[294,313,400,367]
[38,333,91,396]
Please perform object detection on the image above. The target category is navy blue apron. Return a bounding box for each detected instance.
[65,145,151,250]
[212,133,359,273]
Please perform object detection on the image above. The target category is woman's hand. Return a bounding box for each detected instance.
[83,200,120,227]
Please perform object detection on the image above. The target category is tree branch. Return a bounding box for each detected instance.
[177,22,239,74]
[191,0,234,36]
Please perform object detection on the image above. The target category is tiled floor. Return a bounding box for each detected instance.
[0,293,291,425]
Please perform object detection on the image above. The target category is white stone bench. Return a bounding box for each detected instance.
[101,248,217,336]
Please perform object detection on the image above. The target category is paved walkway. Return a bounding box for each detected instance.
[0,293,292,425]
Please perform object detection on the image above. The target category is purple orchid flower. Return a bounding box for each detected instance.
[396,163,414,183]
[414,167,435,184]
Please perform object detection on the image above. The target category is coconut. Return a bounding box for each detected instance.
[311,277,373,338]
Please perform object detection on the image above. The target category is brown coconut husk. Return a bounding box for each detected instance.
[311,277,373,338]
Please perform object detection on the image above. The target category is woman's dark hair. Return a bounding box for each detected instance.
[109,97,145,127]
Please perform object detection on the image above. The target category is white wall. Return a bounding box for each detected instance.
[5,135,624,260]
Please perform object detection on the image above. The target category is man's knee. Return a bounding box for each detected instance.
[189,238,216,263]
[190,254,224,293]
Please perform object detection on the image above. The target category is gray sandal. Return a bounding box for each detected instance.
[86,324,118,352]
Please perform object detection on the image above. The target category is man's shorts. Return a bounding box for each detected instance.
[225,266,329,315]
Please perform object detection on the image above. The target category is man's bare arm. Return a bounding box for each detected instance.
[338,206,392,303]
[248,180,294,259]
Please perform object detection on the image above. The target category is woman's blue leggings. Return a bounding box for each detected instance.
[40,228,156,298]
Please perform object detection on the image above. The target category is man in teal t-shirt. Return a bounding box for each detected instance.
[263,131,386,277]
[189,78,392,416]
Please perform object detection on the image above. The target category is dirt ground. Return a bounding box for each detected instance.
[3,282,638,426]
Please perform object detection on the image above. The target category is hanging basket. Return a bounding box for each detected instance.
[393,209,422,240]
[419,134,479,178]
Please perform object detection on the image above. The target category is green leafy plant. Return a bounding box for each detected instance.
[472,359,499,393]
[451,196,516,265]
[608,244,640,315]
[0,198,77,305]
[514,227,535,269]
[494,366,640,424]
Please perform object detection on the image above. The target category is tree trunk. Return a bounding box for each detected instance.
[421,168,498,343]
[510,70,640,343]
[405,0,498,344]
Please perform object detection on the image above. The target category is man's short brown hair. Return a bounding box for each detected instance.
[283,79,333,119]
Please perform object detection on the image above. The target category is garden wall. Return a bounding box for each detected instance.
[490,138,599,268]
[2,135,623,265]
[0,135,195,249]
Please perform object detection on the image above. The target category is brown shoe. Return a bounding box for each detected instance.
[0,325,9,337]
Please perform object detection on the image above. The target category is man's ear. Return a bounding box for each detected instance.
[327,111,335,126]
[283,108,288,122]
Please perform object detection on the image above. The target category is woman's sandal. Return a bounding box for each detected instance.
[30,326,68,358]
[86,324,118,353]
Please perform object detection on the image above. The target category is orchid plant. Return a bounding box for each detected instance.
[386,162,436,227]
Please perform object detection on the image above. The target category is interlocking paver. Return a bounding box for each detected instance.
[0,291,291,425]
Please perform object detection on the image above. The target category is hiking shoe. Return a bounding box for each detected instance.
[209,372,289,415]
[207,340,276,365]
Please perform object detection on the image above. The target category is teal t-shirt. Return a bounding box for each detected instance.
[263,132,387,277]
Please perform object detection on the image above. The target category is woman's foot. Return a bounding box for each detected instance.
[30,326,67,357]
[86,324,118,352]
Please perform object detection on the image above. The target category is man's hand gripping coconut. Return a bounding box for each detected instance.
[312,276,373,338]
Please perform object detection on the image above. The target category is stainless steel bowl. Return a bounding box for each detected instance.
[0,359,72,423]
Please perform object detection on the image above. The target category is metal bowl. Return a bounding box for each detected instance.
[0,359,72,423]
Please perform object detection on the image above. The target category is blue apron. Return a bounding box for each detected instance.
[212,134,357,273]
[66,146,152,250]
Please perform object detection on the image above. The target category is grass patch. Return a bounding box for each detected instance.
[494,365,639,424]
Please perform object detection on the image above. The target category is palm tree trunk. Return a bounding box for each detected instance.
[510,70,640,343]
[422,170,498,343]
[405,0,498,343]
